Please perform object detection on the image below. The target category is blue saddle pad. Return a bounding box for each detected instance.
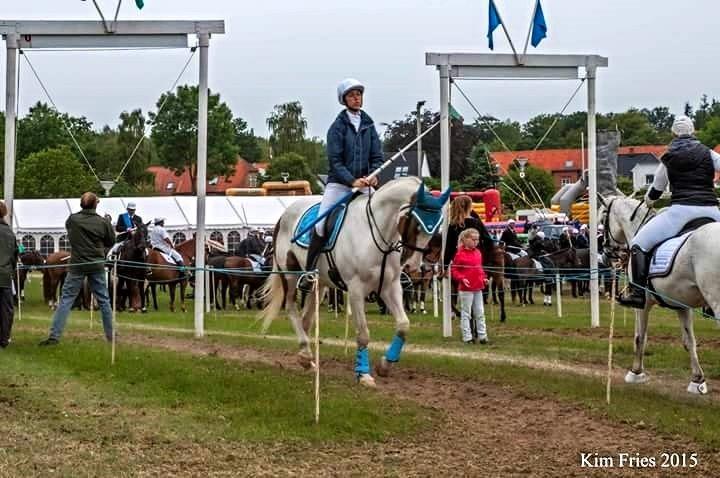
[648,231,692,278]
[294,202,348,251]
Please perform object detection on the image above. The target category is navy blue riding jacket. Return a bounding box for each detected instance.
[326,110,384,186]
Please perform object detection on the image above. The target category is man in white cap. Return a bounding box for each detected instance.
[500,218,522,252]
[149,218,187,277]
[575,224,589,249]
[115,202,144,241]
[619,115,720,308]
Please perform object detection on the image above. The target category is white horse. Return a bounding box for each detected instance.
[261,177,449,387]
[600,193,720,394]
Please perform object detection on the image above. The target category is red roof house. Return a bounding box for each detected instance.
[147,158,268,195]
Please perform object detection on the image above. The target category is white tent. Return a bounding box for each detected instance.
[13,195,321,256]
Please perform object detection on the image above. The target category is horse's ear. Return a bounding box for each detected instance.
[438,187,451,205]
[416,181,426,204]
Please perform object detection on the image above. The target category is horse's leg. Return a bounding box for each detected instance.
[419,282,427,315]
[376,279,409,379]
[677,309,707,394]
[625,307,651,384]
[284,270,314,370]
[179,279,187,313]
[168,282,176,312]
[497,274,506,322]
[151,283,158,310]
[349,286,375,387]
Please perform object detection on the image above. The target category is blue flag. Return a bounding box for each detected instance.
[487,0,502,51]
[135,0,144,9]
[531,0,547,47]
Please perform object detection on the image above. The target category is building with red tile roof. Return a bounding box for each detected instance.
[147,158,268,195]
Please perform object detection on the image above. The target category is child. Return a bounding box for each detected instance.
[451,228,488,344]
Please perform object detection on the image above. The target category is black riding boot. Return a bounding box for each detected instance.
[298,232,325,290]
[618,246,650,309]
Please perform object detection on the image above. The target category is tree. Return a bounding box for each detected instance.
[16,102,94,161]
[15,146,98,198]
[266,101,307,156]
[698,117,720,148]
[500,163,554,212]
[116,109,155,187]
[598,109,663,145]
[233,117,262,163]
[263,152,320,193]
[640,106,674,134]
[149,85,238,194]
[383,110,480,181]
[616,175,635,195]
[461,143,500,190]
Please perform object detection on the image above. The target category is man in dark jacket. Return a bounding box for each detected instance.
[0,201,18,348]
[39,192,116,345]
[300,78,383,289]
[500,219,522,252]
[115,202,144,241]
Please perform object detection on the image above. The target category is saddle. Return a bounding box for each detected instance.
[648,217,715,278]
[294,202,349,252]
[646,217,715,309]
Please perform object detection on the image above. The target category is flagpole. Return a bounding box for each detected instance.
[521,0,539,60]
[493,3,521,65]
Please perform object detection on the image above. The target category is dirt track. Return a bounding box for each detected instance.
[123,333,720,477]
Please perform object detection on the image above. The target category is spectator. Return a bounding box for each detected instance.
[443,195,493,269]
[451,228,488,344]
[39,192,115,346]
[575,224,590,249]
[0,201,18,348]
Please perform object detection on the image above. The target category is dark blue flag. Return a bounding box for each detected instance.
[487,0,502,50]
[531,0,547,47]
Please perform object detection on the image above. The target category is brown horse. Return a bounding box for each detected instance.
[208,255,252,310]
[42,251,71,309]
[146,237,195,312]
[17,249,45,302]
[403,234,442,314]
[483,242,508,322]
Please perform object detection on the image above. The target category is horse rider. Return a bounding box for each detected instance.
[619,115,720,308]
[149,218,188,280]
[558,226,572,249]
[500,218,524,255]
[115,202,144,241]
[575,224,590,249]
[300,78,383,289]
[527,230,547,259]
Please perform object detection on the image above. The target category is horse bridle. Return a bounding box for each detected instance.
[365,192,432,256]
[601,197,654,260]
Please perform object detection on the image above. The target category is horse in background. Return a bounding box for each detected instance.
[16,249,45,302]
[146,237,194,312]
[403,233,442,314]
[42,251,71,309]
[262,178,450,387]
[113,226,148,312]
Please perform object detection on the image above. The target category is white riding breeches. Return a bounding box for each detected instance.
[154,244,183,263]
[315,182,372,236]
[631,204,720,251]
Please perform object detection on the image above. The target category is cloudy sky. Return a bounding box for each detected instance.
[1,0,719,139]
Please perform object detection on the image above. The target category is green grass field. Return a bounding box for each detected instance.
[5,273,720,473]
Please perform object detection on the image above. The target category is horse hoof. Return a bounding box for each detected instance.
[297,352,314,370]
[375,357,391,377]
[141,308,147,314]
[687,380,708,395]
[624,370,649,384]
[357,374,376,387]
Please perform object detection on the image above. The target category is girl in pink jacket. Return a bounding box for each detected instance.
[451,228,488,344]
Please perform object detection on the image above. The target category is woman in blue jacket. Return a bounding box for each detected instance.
[303,78,384,281]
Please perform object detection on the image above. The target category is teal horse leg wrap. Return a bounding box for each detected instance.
[355,347,371,376]
[385,334,405,363]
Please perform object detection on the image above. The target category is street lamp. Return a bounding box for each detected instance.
[516,157,529,178]
[281,172,289,184]
[416,100,426,178]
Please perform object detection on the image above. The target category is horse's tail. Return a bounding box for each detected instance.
[259,219,285,332]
